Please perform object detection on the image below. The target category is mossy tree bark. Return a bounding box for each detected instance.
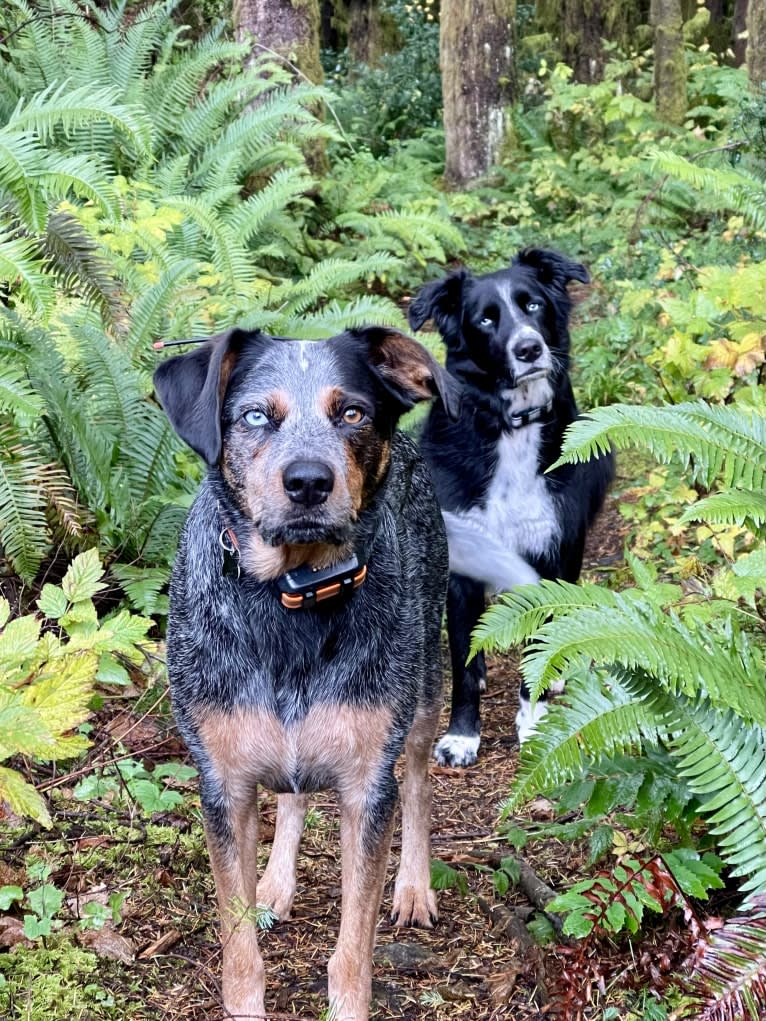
[347,0,384,66]
[233,0,324,83]
[651,0,687,125]
[232,0,326,170]
[440,0,516,189]
[746,0,766,88]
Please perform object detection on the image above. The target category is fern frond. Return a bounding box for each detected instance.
[124,259,197,357]
[679,489,766,531]
[648,148,766,231]
[0,363,43,423]
[277,296,405,339]
[0,232,54,318]
[471,579,620,658]
[273,255,401,317]
[223,166,312,243]
[8,82,152,158]
[164,196,253,287]
[501,671,664,815]
[552,401,766,492]
[683,900,766,1021]
[0,423,50,582]
[528,600,763,723]
[665,703,766,898]
[43,210,122,321]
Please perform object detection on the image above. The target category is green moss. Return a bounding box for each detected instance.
[0,943,117,1019]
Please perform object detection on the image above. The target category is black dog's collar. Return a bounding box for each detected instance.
[217,516,368,610]
[501,397,555,431]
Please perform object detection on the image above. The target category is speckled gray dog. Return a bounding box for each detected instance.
[154,326,460,1021]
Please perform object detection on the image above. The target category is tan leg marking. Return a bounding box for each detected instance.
[392,705,440,928]
[256,793,308,919]
[327,798,395,1021]
[206,790,266,1019]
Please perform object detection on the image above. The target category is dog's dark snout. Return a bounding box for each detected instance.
[512,336,543,363]
[283,460,335,506]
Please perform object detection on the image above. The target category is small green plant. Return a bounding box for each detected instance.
[0,548,152,825]
[73,758,197,815]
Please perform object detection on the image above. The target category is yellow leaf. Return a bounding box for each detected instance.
[704,338,739,370]
[0,765,51,827]
[733,332,765,377]
[21,651,98,735]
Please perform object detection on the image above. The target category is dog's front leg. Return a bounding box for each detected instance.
[257,793,308,919]
[328,786,397,1021]
[203,779,266,1020]
[392,705,440,928]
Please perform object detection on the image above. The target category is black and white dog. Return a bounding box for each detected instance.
[409,247,614,767]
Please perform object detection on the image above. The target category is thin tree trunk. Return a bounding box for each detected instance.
[746,0,766,87]
[440,0,516,189]
[733,0,748,66]
[652,0,688,125]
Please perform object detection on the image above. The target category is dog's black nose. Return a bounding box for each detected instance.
[283,460,335,506]
[512,336,543,363]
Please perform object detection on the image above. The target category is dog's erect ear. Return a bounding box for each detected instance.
[153,328,257,464]
[408,270,467,334]
[356,327,462,421]
[515,248,590,287]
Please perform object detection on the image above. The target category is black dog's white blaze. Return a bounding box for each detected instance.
[410,247,615,766]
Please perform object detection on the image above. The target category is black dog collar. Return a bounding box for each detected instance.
[217,517,368,610]
[501,397,555,431]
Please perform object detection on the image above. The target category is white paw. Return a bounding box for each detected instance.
[433,733,480,767]
[515,697,549,745]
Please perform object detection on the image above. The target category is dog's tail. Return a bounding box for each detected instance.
[441,511,540,593]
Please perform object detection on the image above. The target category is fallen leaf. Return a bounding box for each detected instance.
[0,915,32,948]
[79,922,135,962]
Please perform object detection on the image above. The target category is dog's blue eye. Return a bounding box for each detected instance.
[243,409,268,428]
[480,316,494,327]
[526,301,542,313]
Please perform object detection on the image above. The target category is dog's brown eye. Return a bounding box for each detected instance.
[342,406,365,426]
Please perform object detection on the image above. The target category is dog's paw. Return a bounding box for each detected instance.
[433,733,480,768]
[515,697,549,745]
[391,885,438,928]
[255,875,296,921]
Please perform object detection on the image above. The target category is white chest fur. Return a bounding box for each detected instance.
[478,426,559,556]
[441,424,560,593]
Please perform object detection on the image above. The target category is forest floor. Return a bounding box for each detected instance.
[2,502,636,1021]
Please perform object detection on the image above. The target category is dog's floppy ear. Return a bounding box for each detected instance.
[356,327,462,421]
[408,270,467,334]
[153,328,256,464]
[515,247,590,287]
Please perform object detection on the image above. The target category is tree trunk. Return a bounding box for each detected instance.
[347,0,384,66]
[733,0,748,66]
[536,0,649,83]
[652,0,687,125]
[233,0,324,84]
[746,0,766,87]
[440,0,516,189]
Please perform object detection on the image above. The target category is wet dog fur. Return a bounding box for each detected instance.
[154,326,460,1021]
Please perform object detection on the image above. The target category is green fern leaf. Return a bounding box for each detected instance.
[679,489,766,531]
[502,672,663,814]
